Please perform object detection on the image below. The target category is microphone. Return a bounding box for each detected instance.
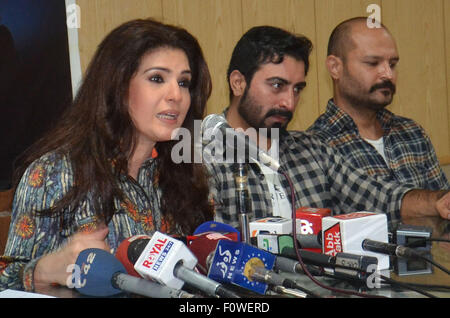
[257,232,322,252]
[187,231,324,297]
[249,217,292,238]
[119,232,240,298]
[74,248,196,298]
[250,265,320,298]
[256,233,378,280]
[281,247,378,281]
[116,234,151,277]
[206,239,276,295]
[234,163,251,244]
[188,232,237,275]
[249,216,322,251]
[362,239,417,258]
[322,212,390,270]
[189,229,322,277]
[188,230,302,277]
[206,239,320,297]
[201,114,280,172]
[295,207,331,253]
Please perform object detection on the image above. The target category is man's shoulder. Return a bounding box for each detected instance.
[390,113,423,127]
[284,130,332,153]
[388,113,430,138]
[306,114,340,142]
[287,130,326,143]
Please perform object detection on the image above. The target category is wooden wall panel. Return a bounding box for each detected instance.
[444,0,450,165]
[161,0,243,116]
[0,212,11,255]
[382,0,450,160]
[314,0,382,114]
[240,0,318,130]
[77,0,163,73]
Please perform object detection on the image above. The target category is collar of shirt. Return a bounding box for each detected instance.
[325,99,397,136]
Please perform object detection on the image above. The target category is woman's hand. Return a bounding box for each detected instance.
[33,225,110,287]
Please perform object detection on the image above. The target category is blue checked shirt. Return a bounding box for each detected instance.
[203,111,415,230]
[308,100,449,190]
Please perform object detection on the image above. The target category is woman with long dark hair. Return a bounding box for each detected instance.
[0,18,213,291]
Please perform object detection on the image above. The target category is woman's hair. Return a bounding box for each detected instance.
[13,18,214,234]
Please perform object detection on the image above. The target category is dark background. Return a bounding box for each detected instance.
[0,0,73,189]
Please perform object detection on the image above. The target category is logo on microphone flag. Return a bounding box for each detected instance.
[323,222,342,256]
[207,240,276,295]
[134,231,197,289]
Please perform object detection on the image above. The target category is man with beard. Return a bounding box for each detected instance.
[308,17,449,190]
[202,25,450,230]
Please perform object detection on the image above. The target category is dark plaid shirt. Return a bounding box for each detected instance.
[308,100,449,190]
[204,112,415,229]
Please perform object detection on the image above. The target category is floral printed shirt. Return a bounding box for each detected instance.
[0,150,170,292]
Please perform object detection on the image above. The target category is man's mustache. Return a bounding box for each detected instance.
[369,80,396,94]
[264,109,293,121]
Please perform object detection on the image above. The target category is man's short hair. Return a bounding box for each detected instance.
[327,16,387,59]
[227,26,312,100]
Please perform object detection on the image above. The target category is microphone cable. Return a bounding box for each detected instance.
[406,251,450,276]
[378,275,438,298]
[404,238,450,247]
[315,259,441,298]
[250,266,322,298]
[390,282,450,293]
[363,238,450,276]
[403,237,450,275]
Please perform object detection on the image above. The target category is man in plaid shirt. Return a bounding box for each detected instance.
[308,17,449,190]
[202,25,450,230]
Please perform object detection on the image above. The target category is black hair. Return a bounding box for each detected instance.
[227,26,312,100]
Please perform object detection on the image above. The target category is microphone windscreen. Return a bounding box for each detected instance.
[75,248,126,297]
[201,114,229,133]
[116,235,151,277]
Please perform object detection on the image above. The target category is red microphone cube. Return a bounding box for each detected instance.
[295,207,331,253]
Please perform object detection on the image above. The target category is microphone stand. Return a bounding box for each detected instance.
[234,163,251,244]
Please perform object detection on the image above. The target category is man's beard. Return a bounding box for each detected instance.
[237,88,293,137]
[341,70,396,111]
